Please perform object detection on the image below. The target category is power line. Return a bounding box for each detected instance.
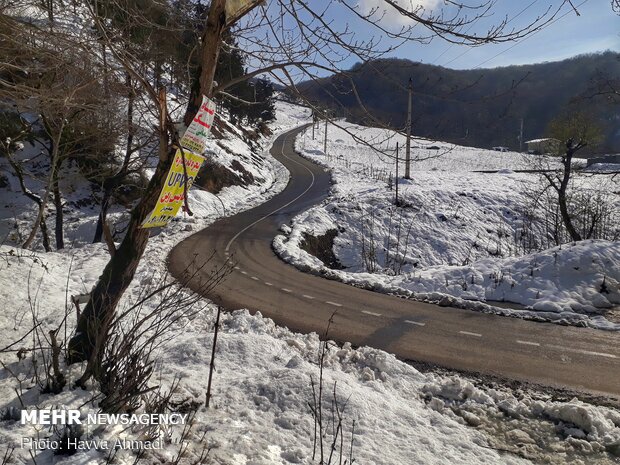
[472,0,589,70]
[439,0,550,68]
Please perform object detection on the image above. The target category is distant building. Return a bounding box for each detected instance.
[525,138,560,155]
[492,146,510,152]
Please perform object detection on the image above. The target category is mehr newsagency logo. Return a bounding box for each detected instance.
[19,408,189,452]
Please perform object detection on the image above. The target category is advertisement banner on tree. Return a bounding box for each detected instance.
[141,149,205,229]
[180,96,216,154]
[225,0,263,25]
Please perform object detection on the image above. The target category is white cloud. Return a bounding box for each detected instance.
[358,0,441,26]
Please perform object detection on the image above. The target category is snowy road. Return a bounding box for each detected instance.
[169,126,620,399]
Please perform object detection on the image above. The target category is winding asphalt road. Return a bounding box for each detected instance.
[169,126,620,399]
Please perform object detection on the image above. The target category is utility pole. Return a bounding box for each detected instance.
[395,142,399,205]
[404,77,412,179]
[312,114,315,139]
[324,117,328,159]
[519,118,524,152]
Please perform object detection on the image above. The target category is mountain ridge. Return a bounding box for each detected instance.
[296,52,620,153]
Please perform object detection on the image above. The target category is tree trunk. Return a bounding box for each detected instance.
[68,133,173,364]
[558,191,581,242]
[68,89,175,369]
[40,215,52,252]
[183,0,227,126]
[23,120,63,250]
[154,59,162,89]
[6,151,52,251]
[557,146,582,242]
[52,158,64,249]
[94,73,134,244]
[70,2,228,372]
[45,0,54,24]
[93,188,112,243]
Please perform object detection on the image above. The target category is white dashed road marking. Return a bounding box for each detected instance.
[326,301,343,307]
[517,340,540,347]
[302,295,315,299]
[240,271,247,275]
[251,276,259,281]
[547,344,617,359]
[234,266,240,270]
[459,331,482,338]
[281,288,292,293]
[264,282,273,286]
[405,320,426,326]
[362,310,381,316]
[224,131,316,253]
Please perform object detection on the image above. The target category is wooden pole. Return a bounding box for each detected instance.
[404,78,412,179]
[395,142,399,205]
[324,118,328,159]
[206,305,222,408]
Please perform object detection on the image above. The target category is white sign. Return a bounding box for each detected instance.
[180,95,216,154]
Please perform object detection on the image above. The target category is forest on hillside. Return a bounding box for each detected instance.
[298,53,620,153]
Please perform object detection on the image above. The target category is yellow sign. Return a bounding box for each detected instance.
[141,149,205,228]
[226,0,263,25]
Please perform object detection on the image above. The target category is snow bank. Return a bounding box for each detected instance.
[2,242,619,463]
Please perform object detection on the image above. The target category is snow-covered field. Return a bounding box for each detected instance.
[2,104,620,465]
[274,122,620,330]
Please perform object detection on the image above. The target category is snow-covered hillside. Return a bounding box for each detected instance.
[0,98,308,251]
[273,121,620,330]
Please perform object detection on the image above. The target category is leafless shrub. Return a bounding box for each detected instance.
[0,263,71,395]
[517,175,619,252]
[1,447,15,465]
[139,378,210,463]
[360,203,417,275]
[88,254,231,414]
[309,313,356,465]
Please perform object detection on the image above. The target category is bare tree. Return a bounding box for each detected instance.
[525,111,617,244]
[0,11,112,250]
[0,114,52,250]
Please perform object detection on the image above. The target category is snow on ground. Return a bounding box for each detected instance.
[0,98,307,250]
[3,243,620,464]
[296,121,563,172]
[2,104,620,464]
[273,121,620,330]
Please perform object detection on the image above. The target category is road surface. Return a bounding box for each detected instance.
[169,126,620,399]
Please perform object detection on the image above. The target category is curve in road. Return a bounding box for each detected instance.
[169,126,620,399]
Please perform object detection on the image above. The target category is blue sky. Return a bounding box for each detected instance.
[333,0,620,70]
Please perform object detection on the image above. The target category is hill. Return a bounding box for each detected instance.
[297,53,620,153]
